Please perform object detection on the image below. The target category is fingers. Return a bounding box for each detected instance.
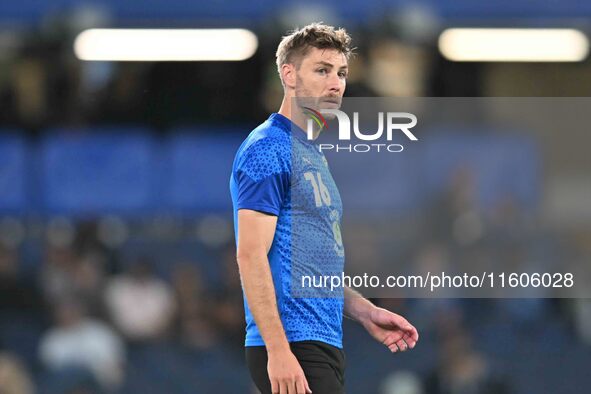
[396,338,408,352]
[401,332,418,349]
[408,324,419,342]
[403,334,415,349]
[305,379,313,394]
[280,380,289,394]
[398,319,419,345]
[381,332,401,345]
[386,339,406,353]
[267,349,314,394]
[384,333,415,353]
[272,376,311,394]
[301,376,312,394]
[295,377,312,394]
[295,379,305,394]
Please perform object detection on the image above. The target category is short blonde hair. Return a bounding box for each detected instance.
[275,23,353,84]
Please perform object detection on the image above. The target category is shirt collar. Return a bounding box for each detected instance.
[270,113,315,145]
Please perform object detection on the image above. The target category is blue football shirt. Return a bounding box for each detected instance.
[230,113,345,348]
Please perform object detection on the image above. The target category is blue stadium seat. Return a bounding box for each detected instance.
[163,130,244,213]
[40,128,156,216]
[0,132,29,214]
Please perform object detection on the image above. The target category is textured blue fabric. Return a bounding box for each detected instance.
[230,113,345,348]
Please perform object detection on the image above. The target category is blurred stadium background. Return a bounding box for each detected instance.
[1,1,591,393]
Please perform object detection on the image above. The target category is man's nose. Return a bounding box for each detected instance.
[327,72,342,93]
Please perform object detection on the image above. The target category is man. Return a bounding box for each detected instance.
[230,23,419,394]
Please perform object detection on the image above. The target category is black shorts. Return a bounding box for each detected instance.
[245,341,346,394]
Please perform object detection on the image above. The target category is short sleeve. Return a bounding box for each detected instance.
[234,138,291,216]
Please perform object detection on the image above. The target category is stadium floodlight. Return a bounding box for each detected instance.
[438,28,589,62]
[74,28,258,61]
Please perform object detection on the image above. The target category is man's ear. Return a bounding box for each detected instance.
[281,63,296,89]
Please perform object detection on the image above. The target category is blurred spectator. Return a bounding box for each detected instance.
[12,52,48,129]
[211,246,245,346]
[486,194,530,246]
[41,245,105,314]
[427,166,483,247]
[39,298,125,390]
[566,230,591,346]
[425,327,511,394]
[342,51,379,97]
[380,370,424,394]
[572,298,591,347]
[0,353,34,394]
[97,63,146,125]
[171,262,218,350]
[104,259,175,342]
[0,244,44,314]
[41,245,77,302]
[366,39,430,97]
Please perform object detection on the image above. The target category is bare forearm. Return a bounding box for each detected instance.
[238,253,289,353]
[343,286,375,324]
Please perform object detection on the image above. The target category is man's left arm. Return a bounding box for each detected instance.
[343,286,419,353]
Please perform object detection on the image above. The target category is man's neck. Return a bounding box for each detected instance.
[278,95,319,140]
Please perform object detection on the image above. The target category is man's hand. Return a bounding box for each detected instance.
[267,348,312,394]
[361,307,419,353]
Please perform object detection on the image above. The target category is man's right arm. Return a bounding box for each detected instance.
[237,209,312,394]
[236,208,289,352]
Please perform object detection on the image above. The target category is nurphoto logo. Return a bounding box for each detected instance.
[305,108,418,153]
